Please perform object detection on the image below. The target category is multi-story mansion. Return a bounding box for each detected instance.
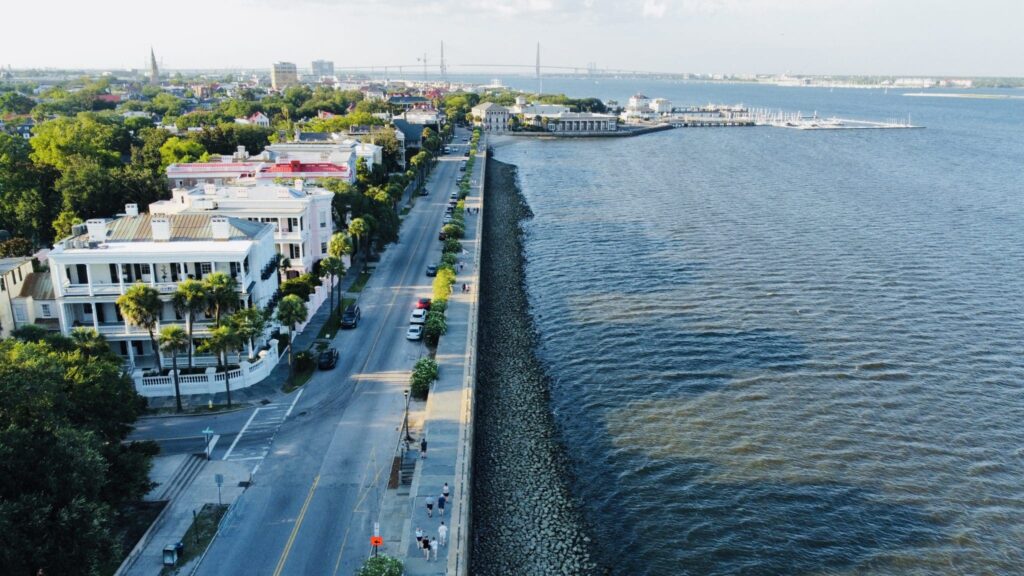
[47,205,278,368]
[149,181,336,278]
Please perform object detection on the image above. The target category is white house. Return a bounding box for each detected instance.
[235,112,270,128]
[649,98,673,114]
[622,93,654,121]
[0,257,55,338]
[47,206,279,370]
[471,102,510,132]
[166,161,266,188]
[149,181,336,278]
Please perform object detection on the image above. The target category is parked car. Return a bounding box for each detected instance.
[406,324,424,341]
[416,298,432,310]
[443,215,452,224]
[464,151,470,157]
[410,309,427,324]
[459,164,467,171]
[438,231,447,241]
[426,265,438,276]
[450,192,458,200]
[340,304,361,328]
[318,347,339,370]
[419,189,430,196]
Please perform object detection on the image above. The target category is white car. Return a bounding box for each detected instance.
[410,309,427,324]
[406,324,424,340]
[443,215,452,224]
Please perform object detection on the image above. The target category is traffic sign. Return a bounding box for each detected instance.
[370,536,383,547]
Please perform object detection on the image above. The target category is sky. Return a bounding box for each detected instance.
[2,0,1021,77]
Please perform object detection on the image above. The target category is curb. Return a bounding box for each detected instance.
[139,405,252,420]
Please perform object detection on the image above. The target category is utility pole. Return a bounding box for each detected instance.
[422,52,428,82]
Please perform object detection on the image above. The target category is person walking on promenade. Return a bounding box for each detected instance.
[426,494,435,518]
[442,482,450,499]
[431,537,439,561]
[422,536,431,560]
[420,437,427,459]
[416,526,424,548]
[438,493,447,517]
[438,522,448,546]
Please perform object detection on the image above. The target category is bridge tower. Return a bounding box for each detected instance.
[536,42,542,94]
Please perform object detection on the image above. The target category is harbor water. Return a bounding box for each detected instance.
[488,80,1024,574]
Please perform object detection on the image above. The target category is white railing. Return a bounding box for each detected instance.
[134,339,280,398]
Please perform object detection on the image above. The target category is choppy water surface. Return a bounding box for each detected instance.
[493,82,1024,575]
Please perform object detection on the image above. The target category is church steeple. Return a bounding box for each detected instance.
[149,47,159,85]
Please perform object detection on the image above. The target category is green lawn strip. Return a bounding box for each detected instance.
[161,503,228,575]
[349,269,372,293]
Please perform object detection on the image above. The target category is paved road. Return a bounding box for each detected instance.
[186,131,469,576]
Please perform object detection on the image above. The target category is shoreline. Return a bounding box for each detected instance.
[471,157,599,575]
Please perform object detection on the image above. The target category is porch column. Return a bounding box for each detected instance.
[126,340,135,365]
[118,263,125,294]
[85,265,94,296]
[92,305,99,332]
[58,302,70,335]
[150,263,157,286]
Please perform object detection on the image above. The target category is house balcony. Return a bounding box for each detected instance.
[62,278,254,298]
[89,320,218,339]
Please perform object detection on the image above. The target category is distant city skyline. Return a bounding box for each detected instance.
[2,0,1021,77]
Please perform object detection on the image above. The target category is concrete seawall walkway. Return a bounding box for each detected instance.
[376,136,485,574]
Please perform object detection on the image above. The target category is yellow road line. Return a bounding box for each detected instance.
[333,450,388,575]
[273,474,320,576]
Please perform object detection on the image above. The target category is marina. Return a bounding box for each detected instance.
[653,104,921,130]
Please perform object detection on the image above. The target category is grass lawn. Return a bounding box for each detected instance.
[315,297,358,341]
[160,503,228,575]
[282,365,314,393]
[349,269,372,293]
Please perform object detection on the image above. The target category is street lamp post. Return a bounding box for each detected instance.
[403,389,413,445]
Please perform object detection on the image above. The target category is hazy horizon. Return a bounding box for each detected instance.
[2,0,1021,78]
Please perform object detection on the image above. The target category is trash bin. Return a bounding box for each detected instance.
[162,545,178,566]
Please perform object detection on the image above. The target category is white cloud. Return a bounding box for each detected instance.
[642,0,667,17]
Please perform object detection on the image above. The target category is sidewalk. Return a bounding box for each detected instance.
[122,457,251,575]
[144,262,366,412]
[376,138,485,574]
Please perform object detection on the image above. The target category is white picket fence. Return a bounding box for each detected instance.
[134,339,280,398]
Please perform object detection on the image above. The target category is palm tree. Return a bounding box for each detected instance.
[69,327,111,359]
[348,217,367,257]
[202,272,239,328]
[275,294,308,377]
[198,326,241,407]
[117,283,163,369]
[172,279,207,367]
[230,307,268,361]
[159,325,189,412]
[319,256,345,323]
[277,256,292,283]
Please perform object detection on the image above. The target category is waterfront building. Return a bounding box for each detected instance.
[471,102,510,132]
[649,98,673,114]
[47,207,278,369]
[621,93,654,121]
[546,112,619,133]
[150,181,336,278]
[510,96,571,117]
[271,62,298,90]
[312,60,334,78]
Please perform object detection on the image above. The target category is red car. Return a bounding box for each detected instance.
[416,298,432,310]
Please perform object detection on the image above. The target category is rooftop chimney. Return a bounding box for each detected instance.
[152,217,171,241]
[125,203,139,217]
[211,216,230,240]
[86,219,108,243]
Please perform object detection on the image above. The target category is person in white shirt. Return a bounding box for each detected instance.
[438,522,448,547]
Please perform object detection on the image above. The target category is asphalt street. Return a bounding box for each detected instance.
[140,130,473,576]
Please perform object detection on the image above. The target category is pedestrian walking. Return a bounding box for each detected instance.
[431,538,439,560]
[426,494,435,518]
[420,437,427,459]
[438,494,446,517]
[422,536,431,560]
[438,522,448,546]
[415,527,424,547]
[462,283,467,293]
[442,482,450,499]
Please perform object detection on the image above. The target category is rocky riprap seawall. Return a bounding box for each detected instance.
[471,158,599,575]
